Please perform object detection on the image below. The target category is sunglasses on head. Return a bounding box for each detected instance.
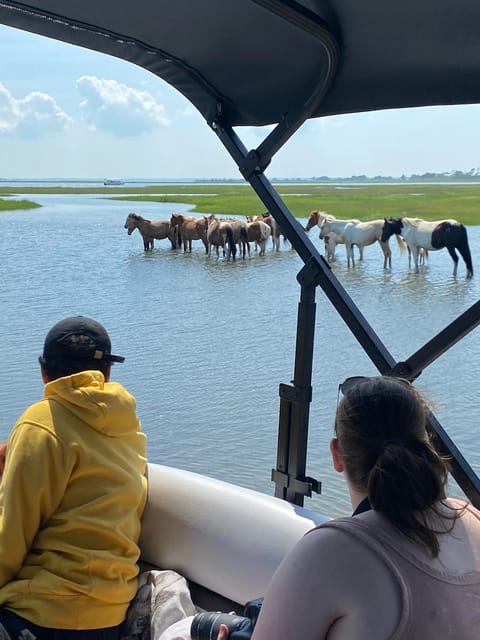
[337,375,413,406]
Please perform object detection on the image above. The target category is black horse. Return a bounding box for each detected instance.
[381,217,473,278]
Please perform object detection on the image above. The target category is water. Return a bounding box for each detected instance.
[0,192,479,518]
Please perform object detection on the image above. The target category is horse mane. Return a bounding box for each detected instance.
[395,234,407,253]
[131,213,152,223]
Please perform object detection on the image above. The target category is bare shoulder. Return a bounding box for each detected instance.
[252,522,404,640]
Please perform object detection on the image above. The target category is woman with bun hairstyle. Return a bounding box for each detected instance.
[217,376,480,639]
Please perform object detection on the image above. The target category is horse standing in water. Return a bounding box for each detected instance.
[225,218,250,258]
[381,217,473,277]
[170,213,209,254]
[124,213,179,251]
[305,210,360,261]
[206,215,237,261]
[246,220,271,256]
[247,213,285,251]
[319,219,400,268]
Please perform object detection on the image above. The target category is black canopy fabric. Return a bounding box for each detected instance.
[1,0,480,129]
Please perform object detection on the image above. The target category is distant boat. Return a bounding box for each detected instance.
[103,178,124,186]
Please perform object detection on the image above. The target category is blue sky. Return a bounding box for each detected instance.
[2,23,480,180]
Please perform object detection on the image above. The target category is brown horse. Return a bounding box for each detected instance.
[170,213,208,254]
[225,218,250,258]
[247,212,285,251]
[124,213,179,251]
[247,220,271,256]
[206,215,236,261]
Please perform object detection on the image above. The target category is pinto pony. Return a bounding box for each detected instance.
[206,214,236,261]
[247,220,271,256]
[170,213,208,254]
[247,213,285,251]
[124,213,179,251]
[226,219,250,258]
[381,217,473,277]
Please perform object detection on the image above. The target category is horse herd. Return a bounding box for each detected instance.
[124,211,283,260]
[124,209,474,277]
[306,210,473,277]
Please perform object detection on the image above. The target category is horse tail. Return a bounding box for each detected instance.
[395,234,407,254]
[240,226,250,257]
[226,225,236,260]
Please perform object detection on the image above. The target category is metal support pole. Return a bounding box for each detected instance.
[272,269,320,505]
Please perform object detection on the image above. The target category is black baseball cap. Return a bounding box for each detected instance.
[42,316,125,364]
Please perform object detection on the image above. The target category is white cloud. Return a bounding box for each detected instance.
[0,82,72,137]
[77,76,170,136]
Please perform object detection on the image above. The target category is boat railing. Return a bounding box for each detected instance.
[211,110,480,511]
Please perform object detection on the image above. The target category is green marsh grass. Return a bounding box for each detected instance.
[0,198,41,211]
[1,183,480,225]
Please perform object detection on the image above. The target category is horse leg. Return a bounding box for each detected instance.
[328,237,336,261]
[329,239,336,261]
[411,246,420,273]
[345,242,354,268]
[349,243,356,267]
[446,246,459,277]
[379,241,391,269]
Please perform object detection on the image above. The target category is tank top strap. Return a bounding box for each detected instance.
[309,518,412,638]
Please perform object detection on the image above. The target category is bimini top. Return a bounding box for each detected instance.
[1,0,480,128]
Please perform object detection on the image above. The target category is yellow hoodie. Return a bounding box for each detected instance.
[0,370,147,629]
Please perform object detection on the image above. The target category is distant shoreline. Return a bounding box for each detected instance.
[1,182,480,225]
[3,175,480,187]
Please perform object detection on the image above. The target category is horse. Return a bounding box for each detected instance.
[305,210,360,261]
[206,214,236,261]
[170,213,209,254]
[225,218,250,258]
[124,213,179,251]
[247,213,285,251]
[320,219,402,269]
[381,217,473,277]
[246,220,271,256]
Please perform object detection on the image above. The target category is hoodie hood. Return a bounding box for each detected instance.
[44,370,140,437]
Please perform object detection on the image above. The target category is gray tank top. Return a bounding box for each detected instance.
[316,502,480,639]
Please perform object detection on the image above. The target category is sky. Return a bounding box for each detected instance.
[2,24,480,181]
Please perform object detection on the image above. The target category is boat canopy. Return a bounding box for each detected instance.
[1,0,479,506]
[2,1,480,126]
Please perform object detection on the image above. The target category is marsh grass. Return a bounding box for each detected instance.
[0,198,41,211]
[1,183,480,224]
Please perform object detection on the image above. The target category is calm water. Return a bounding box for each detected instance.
[0,193,479,517]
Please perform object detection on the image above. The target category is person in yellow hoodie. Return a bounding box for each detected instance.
[0,316,147,640]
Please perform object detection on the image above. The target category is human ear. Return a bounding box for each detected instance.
[40,364,49,384]
[330,438,345,473]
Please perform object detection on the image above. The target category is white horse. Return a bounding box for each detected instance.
[381,217,473,277]
[304,210,360,261]
[320,219,402,269]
